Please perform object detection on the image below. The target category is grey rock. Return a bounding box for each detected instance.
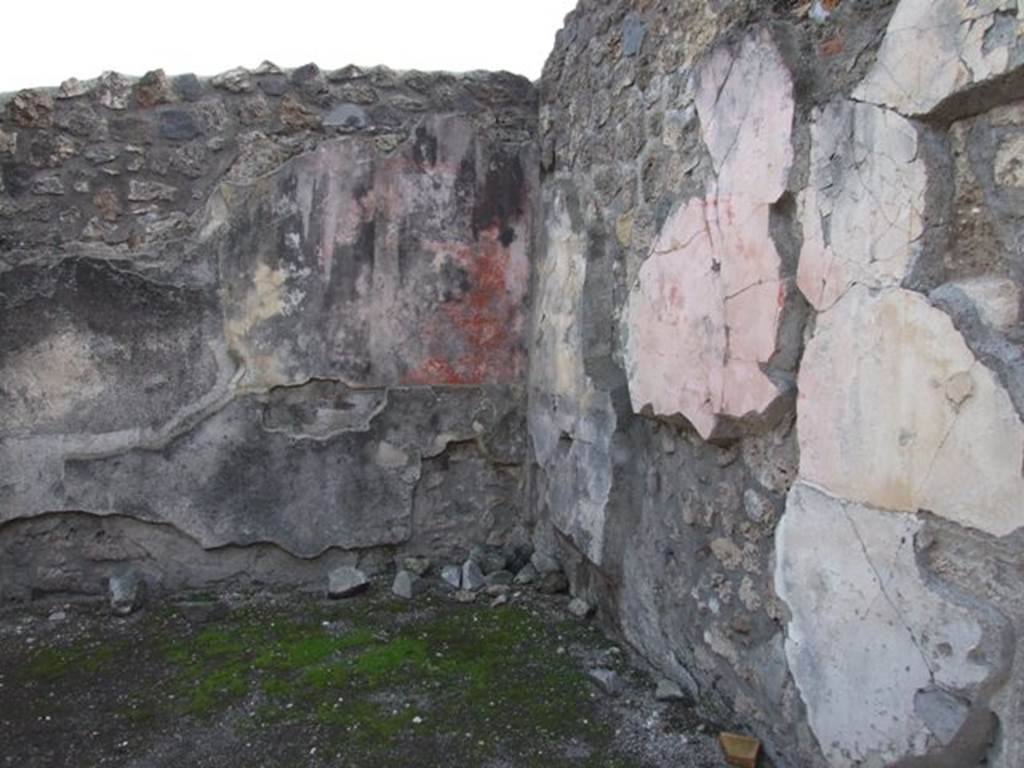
[159,110,200,141]
[108,569,147,616]
[327,566,370,599]
[536,571,569,595]
[31,175,66,196]
[401,556,432,577]
[484,569,513,587]
[135,69,175,108]
[530,551,561,574]
[48,610,67,622]
[567,597,594,618]
[454,589,476,604]
[513,563,538,585]
[743,488,774,523]
[58,78,92,99]
[7,89,54,128]
[481,552,509,575]
[503,544,534,574]
[127,179,177,202]
[441,564,462,589]
[252,60,281,75]
[95,71,132,110]
[323,103,369,130]
[587,668,624,697]
[392,570,424,600]
[655,678,689,702]
[172,74,203,101]
[0,129,15,155]
[461,559,486,592]
[211,67,253,93]
[622,14,647,57]
[490,594,509,608]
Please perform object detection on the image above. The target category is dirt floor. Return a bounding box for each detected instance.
[0,579,743,767]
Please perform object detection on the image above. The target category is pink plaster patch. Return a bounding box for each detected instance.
[626,194,784,439]
[625,30,794,440]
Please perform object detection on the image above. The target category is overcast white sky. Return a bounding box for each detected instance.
[0,0,579,93]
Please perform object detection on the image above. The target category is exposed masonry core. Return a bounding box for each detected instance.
[2,1,1023,766]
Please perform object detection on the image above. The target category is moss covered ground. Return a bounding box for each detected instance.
[2,586,723,767]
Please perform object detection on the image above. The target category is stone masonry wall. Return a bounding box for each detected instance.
[3,2,1024,767]
[529,1,1024,767]
[0,64,537,597]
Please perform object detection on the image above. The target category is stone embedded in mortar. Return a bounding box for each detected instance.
[6,89,54,128]
[994,133,1024,187]
[775,482,989,767]
[797,101,927,311]
[797,285,1024,537]
[933,276,1022,331]
[854,0,1023,117]
[625,30,795,441]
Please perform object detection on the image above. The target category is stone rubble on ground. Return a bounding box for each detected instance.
[536,570,569,595]
[530,552,561,574]
[568,597,594,618]
[108,569,147,616]
[587,668,625,697]
[655,678,689,703]
[513,563,538,585]
[440,564,462,589]
[392,570,424,600]
[484,570,514,587]
[401,556,432,577]
[470,545,509,575]
[326,566,370,599]
[461,559,487,592]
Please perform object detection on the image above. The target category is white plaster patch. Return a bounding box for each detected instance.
[527,189,614,564]
[0,328,107,434]
[798,285,1024,536]
[797,101,927,310]
[854,0,1021,116]
[775,482,989,767]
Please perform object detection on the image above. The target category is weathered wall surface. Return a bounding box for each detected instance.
[3,2,1024,766]
[0,64,537,597]
[530,1,1024,766]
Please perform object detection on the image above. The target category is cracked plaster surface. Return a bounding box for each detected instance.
[776,482,989,767]
[854,0,1022,117]
[797,285,1024,537]
[625,29,794,440]
[797,100,927,311]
